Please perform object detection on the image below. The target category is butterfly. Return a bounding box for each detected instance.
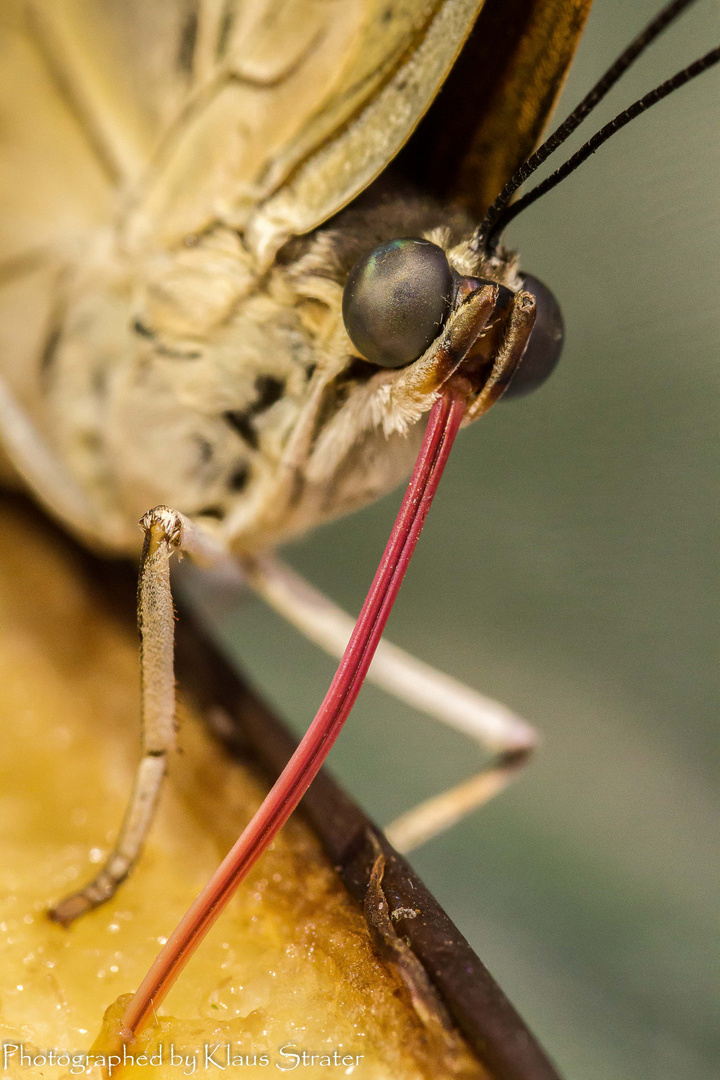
[0,0,716,1064]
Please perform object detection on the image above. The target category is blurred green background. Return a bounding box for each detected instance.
[196,3,719,1078]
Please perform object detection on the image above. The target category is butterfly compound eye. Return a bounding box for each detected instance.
[503,273,564,400]
[342,238,453,368]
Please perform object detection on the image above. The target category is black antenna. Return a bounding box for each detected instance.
[473,0,717,250]
[483,46,720,246]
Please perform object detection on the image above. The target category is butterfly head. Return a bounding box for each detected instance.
[341,234,563,403]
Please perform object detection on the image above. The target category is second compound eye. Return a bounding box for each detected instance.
[342,238,454,368]
[502,273,564,400]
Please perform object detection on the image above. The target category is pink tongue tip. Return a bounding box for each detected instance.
[119,387,466,1040]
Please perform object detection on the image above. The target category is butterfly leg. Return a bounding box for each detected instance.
[49,507,227,926]
[244,554,537,853]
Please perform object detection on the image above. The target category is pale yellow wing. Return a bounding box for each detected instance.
[0,0,601,273]
[0,0,483,409]
[2,0,483,261]
[0,0,592,403]
[118,0,486,264]
[0,2,113,411]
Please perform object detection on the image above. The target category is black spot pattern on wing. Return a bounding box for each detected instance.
[195,435,214,464]
[254,375,285,411]
[132,318,201,358]
[132,319,154,338]
[222,375,286,450]
[223,409,258,449]
[217,2,234,59]
[228,464,250,492]
[178,8,198,75]
[40,326,62,373]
